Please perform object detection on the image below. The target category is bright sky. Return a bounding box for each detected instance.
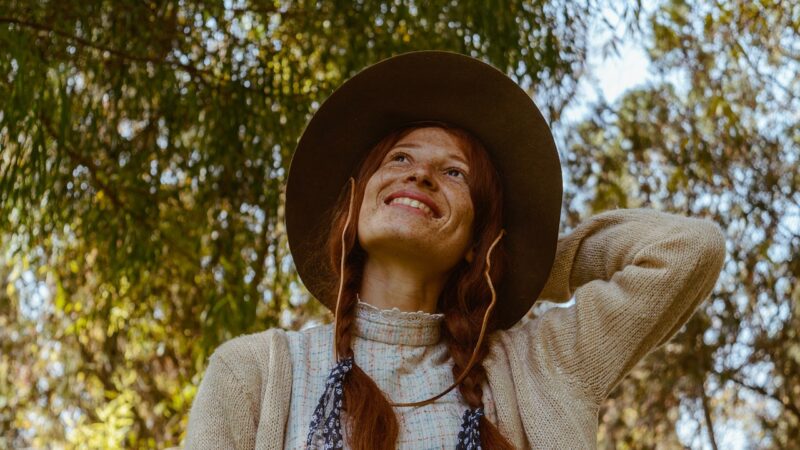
[561,5,654,123]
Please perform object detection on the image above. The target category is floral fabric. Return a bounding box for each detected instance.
[306,357,353,449]
[456,407,484,450]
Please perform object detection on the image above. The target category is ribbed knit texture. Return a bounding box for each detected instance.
[184,208,727,449]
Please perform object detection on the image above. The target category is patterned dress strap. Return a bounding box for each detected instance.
[306,357,353,449]
[456,407,484,450]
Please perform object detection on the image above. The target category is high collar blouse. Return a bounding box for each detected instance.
[283,301,498,449]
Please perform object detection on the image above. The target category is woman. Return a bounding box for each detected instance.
[185,51,726,449]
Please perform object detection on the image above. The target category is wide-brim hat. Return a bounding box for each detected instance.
[286,50,562,329]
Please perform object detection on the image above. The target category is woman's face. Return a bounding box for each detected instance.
[357,127,475,274]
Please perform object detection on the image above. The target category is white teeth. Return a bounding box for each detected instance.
[390,197,433,215]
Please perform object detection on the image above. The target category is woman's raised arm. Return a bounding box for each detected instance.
[529,208,726,404]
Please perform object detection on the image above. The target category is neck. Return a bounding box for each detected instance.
[358,256,448,313]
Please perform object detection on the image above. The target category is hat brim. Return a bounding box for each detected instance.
[286,51,562,329]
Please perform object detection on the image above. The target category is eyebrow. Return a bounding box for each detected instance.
[392,143,469,166]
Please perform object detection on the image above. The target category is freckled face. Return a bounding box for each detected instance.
[357,127,475,273]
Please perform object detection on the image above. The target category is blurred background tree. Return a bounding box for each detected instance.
[0,0,797,448]
[572,1,799,448]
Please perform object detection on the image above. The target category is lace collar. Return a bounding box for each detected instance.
[353,300,444,346]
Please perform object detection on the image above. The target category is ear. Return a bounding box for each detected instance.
[465,247,475,263]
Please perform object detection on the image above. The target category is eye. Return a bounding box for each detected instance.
[388,152,408,163]
[445,167,467,179]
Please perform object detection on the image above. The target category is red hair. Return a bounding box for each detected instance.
[325,124,513,450]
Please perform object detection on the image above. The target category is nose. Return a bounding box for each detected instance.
[405,163,437,189]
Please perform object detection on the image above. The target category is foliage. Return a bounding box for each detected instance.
[0,0,593,447]
[565,0,799,448]
[1,0,797,448]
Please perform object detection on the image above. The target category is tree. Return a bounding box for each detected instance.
[563,0,799,448]
[4,0,797,448]
[0,0,594,446]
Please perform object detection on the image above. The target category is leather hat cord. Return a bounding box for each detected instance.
[333,178,356,361]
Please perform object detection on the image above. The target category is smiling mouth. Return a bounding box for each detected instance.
[384,190,442,218]
[388,196,435,216]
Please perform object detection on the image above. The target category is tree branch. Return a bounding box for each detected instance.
[0,14,316,99]
[0,16,212,79]
[699,380,720,450]
[729,376,800,422]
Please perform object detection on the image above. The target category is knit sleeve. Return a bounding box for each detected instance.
[529,208,726,404]
[184,343,259,450]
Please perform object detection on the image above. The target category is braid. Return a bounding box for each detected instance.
[438,221,514,449]
[329,250,399,450]
[327,173,399,450]
[442,307,490,405]
[336,277,400,450]
[333,270,360,360]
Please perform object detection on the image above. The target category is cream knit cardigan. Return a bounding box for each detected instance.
[184,208,726,449]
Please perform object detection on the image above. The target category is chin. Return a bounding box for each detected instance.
[370,227,430,248]
[361,229,430,256]
[361,230,465,270]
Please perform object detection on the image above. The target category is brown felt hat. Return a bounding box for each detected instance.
[285,51,562,329]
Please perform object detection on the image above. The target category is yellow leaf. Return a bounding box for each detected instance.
[788,344,800,365]
[55,280,66,309]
